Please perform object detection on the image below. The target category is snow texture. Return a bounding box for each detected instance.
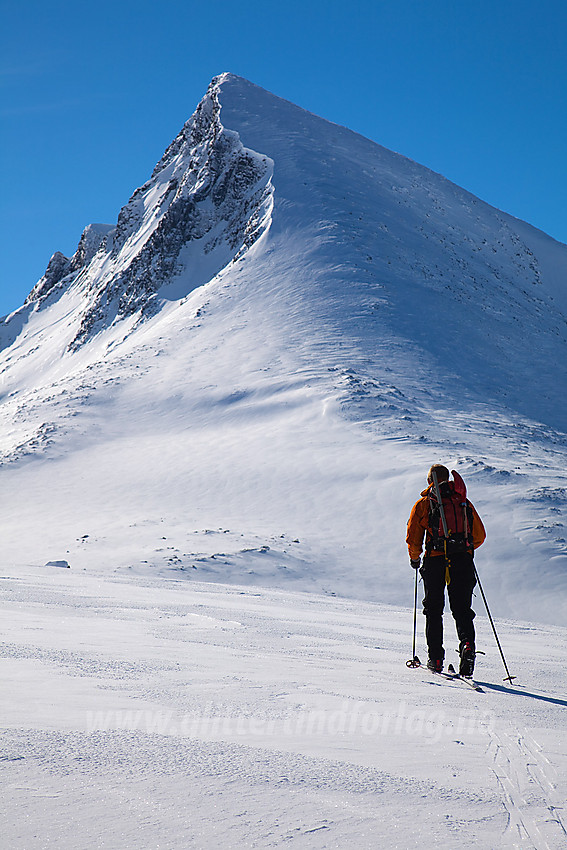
[1,73,567,848]
[2,570,567,849]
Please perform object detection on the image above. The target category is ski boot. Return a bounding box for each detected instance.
[459,641,475,678]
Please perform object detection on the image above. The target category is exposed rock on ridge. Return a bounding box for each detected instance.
[25,223,114,307]
[26,76,274,348]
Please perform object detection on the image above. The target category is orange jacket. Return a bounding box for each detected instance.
[406,486,486,561]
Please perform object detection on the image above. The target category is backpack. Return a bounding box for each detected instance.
[426,471,474,555]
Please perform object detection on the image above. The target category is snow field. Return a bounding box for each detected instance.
[2,566,567,849]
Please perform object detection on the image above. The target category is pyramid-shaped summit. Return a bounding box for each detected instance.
[1,74,567,625]
[25,75,275,348]
[8,73,566,430]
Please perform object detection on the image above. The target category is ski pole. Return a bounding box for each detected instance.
[473,564,516,684]
[406,563,421,668]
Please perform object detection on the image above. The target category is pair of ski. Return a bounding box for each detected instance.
[432,663,482,691]
[428,469,481,692]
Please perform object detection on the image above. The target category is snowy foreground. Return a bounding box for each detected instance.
[2,564,567,849]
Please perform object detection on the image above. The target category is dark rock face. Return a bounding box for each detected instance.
[26,251,71,305]
[68,80,273,348]
[68,224,114,274]
[26,224,113,307]
[24,78,273,350]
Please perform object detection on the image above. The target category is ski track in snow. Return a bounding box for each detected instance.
[2,568,567,849]
[487,726,567,848]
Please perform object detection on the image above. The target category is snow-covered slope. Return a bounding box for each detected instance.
[1,73,566,626]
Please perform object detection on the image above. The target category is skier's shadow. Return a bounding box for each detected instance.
[478,681,567,708]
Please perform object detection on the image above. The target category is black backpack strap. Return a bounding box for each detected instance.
[426,496,441,553]
[464,501,474,549]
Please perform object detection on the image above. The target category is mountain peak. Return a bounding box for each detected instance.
[24,75,275,348]
[7,73,567,428]
[1,77,567,627]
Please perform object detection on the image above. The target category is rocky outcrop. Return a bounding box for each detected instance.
[26,251,71,305]
[23,77,274,350]
[68,223,114,273]
[69,78,273,347]
[26,224,113,307]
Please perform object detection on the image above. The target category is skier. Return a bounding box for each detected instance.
[406,465,486,676]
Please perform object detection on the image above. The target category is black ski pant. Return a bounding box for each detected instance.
[420,551,476,662]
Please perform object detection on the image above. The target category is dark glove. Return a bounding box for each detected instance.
[410,558,420,570]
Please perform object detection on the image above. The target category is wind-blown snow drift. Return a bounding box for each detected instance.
[1,73,566,625]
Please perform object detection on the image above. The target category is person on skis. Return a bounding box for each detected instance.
[406,464,486,676]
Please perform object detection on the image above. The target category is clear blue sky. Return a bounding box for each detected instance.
[2,0,566,317]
